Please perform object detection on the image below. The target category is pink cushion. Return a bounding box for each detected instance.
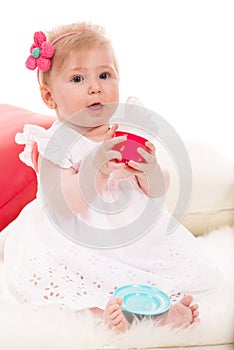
[0,104,55,231]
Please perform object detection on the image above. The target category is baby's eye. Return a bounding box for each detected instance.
[71,75,84,83]
[99,72,110,80]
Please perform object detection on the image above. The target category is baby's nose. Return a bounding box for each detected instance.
[88,80,102,94]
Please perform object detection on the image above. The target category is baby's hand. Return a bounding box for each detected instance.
[93,125,127,177]
[126,141,157,175]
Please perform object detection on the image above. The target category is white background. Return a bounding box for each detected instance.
[0,0,233,155]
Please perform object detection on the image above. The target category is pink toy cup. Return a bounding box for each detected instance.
[113,131,149,165]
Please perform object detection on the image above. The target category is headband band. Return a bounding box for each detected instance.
[25,30,86,73]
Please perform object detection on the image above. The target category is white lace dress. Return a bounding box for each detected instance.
[1,120,221,310]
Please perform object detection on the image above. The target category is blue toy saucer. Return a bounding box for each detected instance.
[113,284,171,316]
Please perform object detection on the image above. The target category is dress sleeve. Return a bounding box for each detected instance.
[15,122,74,169]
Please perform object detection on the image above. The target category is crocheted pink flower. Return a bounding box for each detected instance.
[25,31,54,72]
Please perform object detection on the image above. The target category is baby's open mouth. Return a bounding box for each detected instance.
[88,103,103,112]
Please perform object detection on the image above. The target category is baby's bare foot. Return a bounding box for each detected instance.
[103,294,199,332]
[156,294,199,328]
[103,297,130,332]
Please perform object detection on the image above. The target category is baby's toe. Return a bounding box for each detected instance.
[191,303,199,311]
[193,311,199,320]
[193,310,199,318]
[110,309,122,321]
[112,312,125,326]
[106,297,122,309]
[103,297,129,332]
[106,303,120,315]
[180,294,193,307]
[115,315,129,332]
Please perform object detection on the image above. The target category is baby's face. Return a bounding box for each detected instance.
[46,45,119,129]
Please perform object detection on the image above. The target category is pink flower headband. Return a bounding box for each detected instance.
[25,30,86,73]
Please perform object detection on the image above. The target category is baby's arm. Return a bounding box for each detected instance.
[136,162,170,198]
[128,142,170,198]
[37,156,87,215]
[38,133,126,215]
[60,162,109,214]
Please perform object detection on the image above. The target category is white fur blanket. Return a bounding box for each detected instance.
[0,226,233,350]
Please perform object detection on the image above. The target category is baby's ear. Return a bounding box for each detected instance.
[40,84,57,109]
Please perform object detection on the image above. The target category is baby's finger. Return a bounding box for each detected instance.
[122,167,142,176]
[137,147,155,163]
[145,141,156,154]
[127,160,144,172]
[104,124,118,141]
[106,150,123,162]
[103,135,127,151]
[108,161,126,171]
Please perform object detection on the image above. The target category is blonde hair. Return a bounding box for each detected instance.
[40,22,119,84]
